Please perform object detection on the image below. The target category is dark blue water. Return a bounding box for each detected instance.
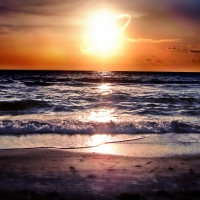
[0,70,200,135]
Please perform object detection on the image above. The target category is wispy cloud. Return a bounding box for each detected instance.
[126,38,181,43]
[0,26,11,35]
[0,0,86,26]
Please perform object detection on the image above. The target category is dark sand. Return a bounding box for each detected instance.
[0,148,200,199]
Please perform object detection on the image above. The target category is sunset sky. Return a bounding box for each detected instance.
[0,0,200,71]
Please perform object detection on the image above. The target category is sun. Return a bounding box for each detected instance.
[82,10,129,56]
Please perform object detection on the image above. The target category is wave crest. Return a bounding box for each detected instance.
[0,119,199,135]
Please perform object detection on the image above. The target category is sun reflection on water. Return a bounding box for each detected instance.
[87,134,115,154]
[98,83,112,95]
[88,134,111,146]
[81,82,116,154]
[87,109,115,122]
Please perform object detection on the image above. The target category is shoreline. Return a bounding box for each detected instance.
[1,148,200,199]
[1,133,200,157]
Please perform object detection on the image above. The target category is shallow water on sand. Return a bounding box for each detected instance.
[1,133,200,157]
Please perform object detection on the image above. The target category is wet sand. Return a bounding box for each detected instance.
[0,148,200,199]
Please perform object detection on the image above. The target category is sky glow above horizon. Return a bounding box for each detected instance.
[0,0,200,71]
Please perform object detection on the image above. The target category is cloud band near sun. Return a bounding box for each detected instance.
[126,38,181,43]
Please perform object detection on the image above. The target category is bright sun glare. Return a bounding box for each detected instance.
[82,10,130,56]
[87,134,115,154]
[98,83,112,95]
[90,13,118,50]
[88,109,115,123]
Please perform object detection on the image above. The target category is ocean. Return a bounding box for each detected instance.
[0,70,200,153]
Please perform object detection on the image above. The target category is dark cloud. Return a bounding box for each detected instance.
[0,0,82,16]
[190,49,200,53]
[165,0,200,22]
[0,26,10,35]
[0,0,199,45]
[112,0,200,23]
[191,59,200,63]
[167,47,176,50]
[0,25,57,34]
[0,0,199,19]
[0,0,199,30]
[166,46,195,54]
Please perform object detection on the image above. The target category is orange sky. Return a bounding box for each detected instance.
[0,0,200,71]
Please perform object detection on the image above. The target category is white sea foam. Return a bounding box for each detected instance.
[0,118,199,135]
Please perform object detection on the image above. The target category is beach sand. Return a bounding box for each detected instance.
[1,147,200,200]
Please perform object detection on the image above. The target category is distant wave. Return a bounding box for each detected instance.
[24,81,52,86]
[0,119,199,135]
[19,73,200,86]
[0,100,51,112]
[73,78,200,85]
[0,79,14,84]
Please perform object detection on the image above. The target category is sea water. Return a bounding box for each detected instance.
[0,71,200,155]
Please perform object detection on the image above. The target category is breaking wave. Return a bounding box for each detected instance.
[0,119,200,135]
